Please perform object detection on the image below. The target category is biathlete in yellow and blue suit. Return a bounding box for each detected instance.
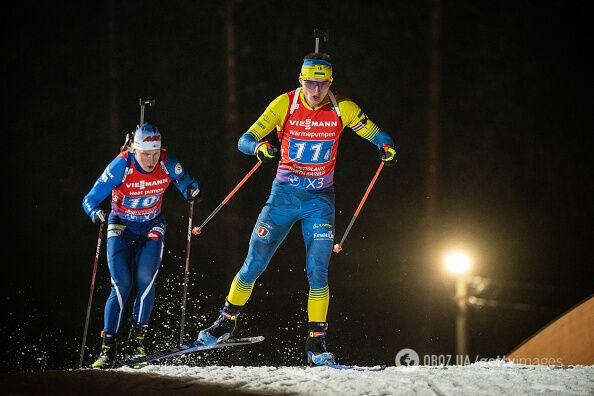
[196,52,397,366]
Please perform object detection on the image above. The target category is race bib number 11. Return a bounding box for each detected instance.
[288,138,334,165]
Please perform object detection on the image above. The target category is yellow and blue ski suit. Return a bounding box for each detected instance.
[228,88,394,323]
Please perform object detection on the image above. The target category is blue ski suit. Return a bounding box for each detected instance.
[83,150,199,334]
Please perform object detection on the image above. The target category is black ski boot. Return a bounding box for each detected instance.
[92,332,117,369]
[306,322,335,366]
[128,323,148,359]
[196,300,242,346]
[127,323,149,369]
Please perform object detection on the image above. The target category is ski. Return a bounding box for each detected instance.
[328,363,387,372]
[115,336,265,368]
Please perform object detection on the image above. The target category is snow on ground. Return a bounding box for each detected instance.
[118,361,594,395]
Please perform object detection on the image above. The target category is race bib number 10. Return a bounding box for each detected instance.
[123,194,160,209]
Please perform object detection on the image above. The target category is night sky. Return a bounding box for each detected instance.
[4,1,592,372]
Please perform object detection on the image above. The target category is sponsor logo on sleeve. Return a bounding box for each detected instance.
[175,163,183,175]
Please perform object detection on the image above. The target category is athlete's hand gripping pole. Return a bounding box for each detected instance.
[192,160,263,236]
[179,199,195,345]
[333,162,385,253]
[78,223,105,368]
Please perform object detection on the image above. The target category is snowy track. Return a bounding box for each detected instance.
[118,362,594,395]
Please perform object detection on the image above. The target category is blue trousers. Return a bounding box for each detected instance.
[103,214,166,334]
[235,180,335,294]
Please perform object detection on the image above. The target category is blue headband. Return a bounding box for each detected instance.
[302,59,333,67]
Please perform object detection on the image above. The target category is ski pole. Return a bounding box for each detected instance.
[78,223,105,368]
[192,160,262,236]
[333,162,385,253]
[179,199,195,345]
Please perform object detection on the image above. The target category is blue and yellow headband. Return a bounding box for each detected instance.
[300,59,333,82]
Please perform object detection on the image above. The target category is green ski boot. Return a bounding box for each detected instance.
[92,333,117,369]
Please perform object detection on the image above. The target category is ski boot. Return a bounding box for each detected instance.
[128,323,148,358]
[196,300,242,346]
[306,322,335,366]
[92,332,117,369]
[127,323,148,369]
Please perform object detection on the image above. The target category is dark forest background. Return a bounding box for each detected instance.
[4,0,592,371]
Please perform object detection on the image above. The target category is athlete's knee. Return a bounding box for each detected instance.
[111,278,132,300]
[306,267,329,289]
[238,258,266,283]
[136,246,162,286]
[136,263,160,292]
[136,273,158,293]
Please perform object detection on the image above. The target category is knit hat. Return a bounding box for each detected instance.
[133,123,161,150]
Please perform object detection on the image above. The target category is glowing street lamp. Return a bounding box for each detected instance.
[445,251,472,359]
[445,252,471,274]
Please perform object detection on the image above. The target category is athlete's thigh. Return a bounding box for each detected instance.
[239,189,301,279]
[301,192,335,250]
[301,194,335,284]
[106,223,134,289]
[135,222,165,287]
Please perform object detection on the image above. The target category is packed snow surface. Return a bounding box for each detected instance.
[118,361,594,395]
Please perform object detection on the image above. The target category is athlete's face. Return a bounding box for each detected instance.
[135,149,160,172]
[300,77,332,108]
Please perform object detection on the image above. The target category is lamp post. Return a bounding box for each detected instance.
[445,252,471,359]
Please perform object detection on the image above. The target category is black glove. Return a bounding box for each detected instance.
[379,144,397,167]
[92,210,107,225]
[187,185,203,204]
[255,141,278,163]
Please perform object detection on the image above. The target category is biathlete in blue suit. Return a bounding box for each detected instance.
[82,123,201,368]
[195,52,397,366]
